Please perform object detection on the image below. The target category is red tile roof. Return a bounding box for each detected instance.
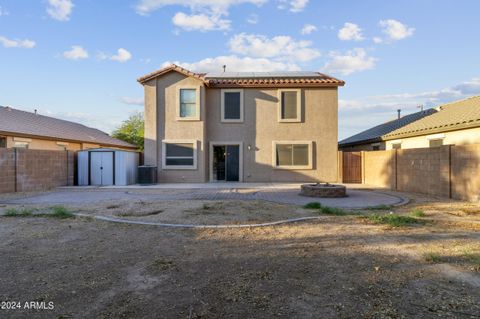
[137,64,345,88]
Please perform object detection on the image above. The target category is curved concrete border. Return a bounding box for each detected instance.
[75,213,323,229]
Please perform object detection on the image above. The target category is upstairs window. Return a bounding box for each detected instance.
[0,137,6,148]
[178,88,200,120]
[278,89,301,122]
[221,89,243,122]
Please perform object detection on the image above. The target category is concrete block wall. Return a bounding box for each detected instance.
[359,144,480,201]
[363,150,396,189]
[451,144,480,201]
[0,149,16,193]
[0,149,74,193]
[396,147,450,198]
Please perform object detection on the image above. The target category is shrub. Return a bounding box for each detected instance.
[366,204,393,211]
[320,206,348,216]
[49,206,75,219]
[367,214,423,227]
[411,209,425,217]
[304,202,322,209]
[4,208,33,217]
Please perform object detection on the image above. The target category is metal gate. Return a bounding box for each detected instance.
[342,152,362,183]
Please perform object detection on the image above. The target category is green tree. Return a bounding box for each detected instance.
[112,112,144,150]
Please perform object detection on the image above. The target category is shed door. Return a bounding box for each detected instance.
[90,152,114,186]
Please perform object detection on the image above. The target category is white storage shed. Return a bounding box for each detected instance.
[77,148,139,186]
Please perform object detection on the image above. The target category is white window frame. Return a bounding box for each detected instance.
[221,89,244,123]
[162,140,198,170]
[13,142,29,149]
[278,89,302,123]
[390,140,402,150]
[176,86,201,121]
[272,141,313,170]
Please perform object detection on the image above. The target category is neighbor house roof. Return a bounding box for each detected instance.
[137,64,345,87]
[339,109,437,147]
[0,106,136,149]
[383,96,480,140]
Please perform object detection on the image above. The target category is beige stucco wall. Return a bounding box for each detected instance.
[143,70,340,183]
[4,136,82,151]
[2,135,130,151]
[385,127,480,150]
[206,87,339,182]
[144,72,207,182]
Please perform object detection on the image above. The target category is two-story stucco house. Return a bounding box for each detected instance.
[138,64,344,183]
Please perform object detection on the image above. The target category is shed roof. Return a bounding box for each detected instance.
[0,106,136,149]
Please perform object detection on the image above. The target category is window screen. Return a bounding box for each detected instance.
[276,144,309,166]
[179,89,197,118]
[224,92,241,120]
[429,139,443,148]
[281,91,298,120]
[165,143,194,166]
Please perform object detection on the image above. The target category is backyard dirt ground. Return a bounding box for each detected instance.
[0,192,479,318]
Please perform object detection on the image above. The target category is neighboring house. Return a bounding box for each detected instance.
[339,95,480,151]
[339,109,436,151]
[138,64,344,183]
[0,106,136,151]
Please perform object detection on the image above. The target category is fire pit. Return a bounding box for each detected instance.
[300,183,347,198]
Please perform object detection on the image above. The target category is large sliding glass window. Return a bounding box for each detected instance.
[274,142,312,169]
[162,141,197,169]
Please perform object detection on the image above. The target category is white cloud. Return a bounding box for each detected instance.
[278,0,309,12]
[172,12,230,31]
[338,22,364,41]
[246,13,259,24]
[339,78,480,140]
[98,48,132,63]
[163,55,300,73]
[373,37,382,44]
[135,0,266,15]
[323,48,376,76]
[0,6,10,16]
[340,78,480,111]
[228,33,321,62]
[111,48,132,62]
[379,19,415,41]
[301,24,317,35]
[121,97,144,105]
[0,36,36,49]
[46,0,74,21]
[62,45,88,60]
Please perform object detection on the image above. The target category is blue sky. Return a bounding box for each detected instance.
[1,0,479,140]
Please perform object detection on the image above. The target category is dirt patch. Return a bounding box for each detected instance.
[0,197,479,318]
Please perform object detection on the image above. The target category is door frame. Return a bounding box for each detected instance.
[88,151,115,186]
[209,141,243,182]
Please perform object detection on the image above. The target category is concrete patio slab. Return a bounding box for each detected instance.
[3,187,407,209]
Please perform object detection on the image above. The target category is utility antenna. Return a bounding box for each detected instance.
[417,105,424,111]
